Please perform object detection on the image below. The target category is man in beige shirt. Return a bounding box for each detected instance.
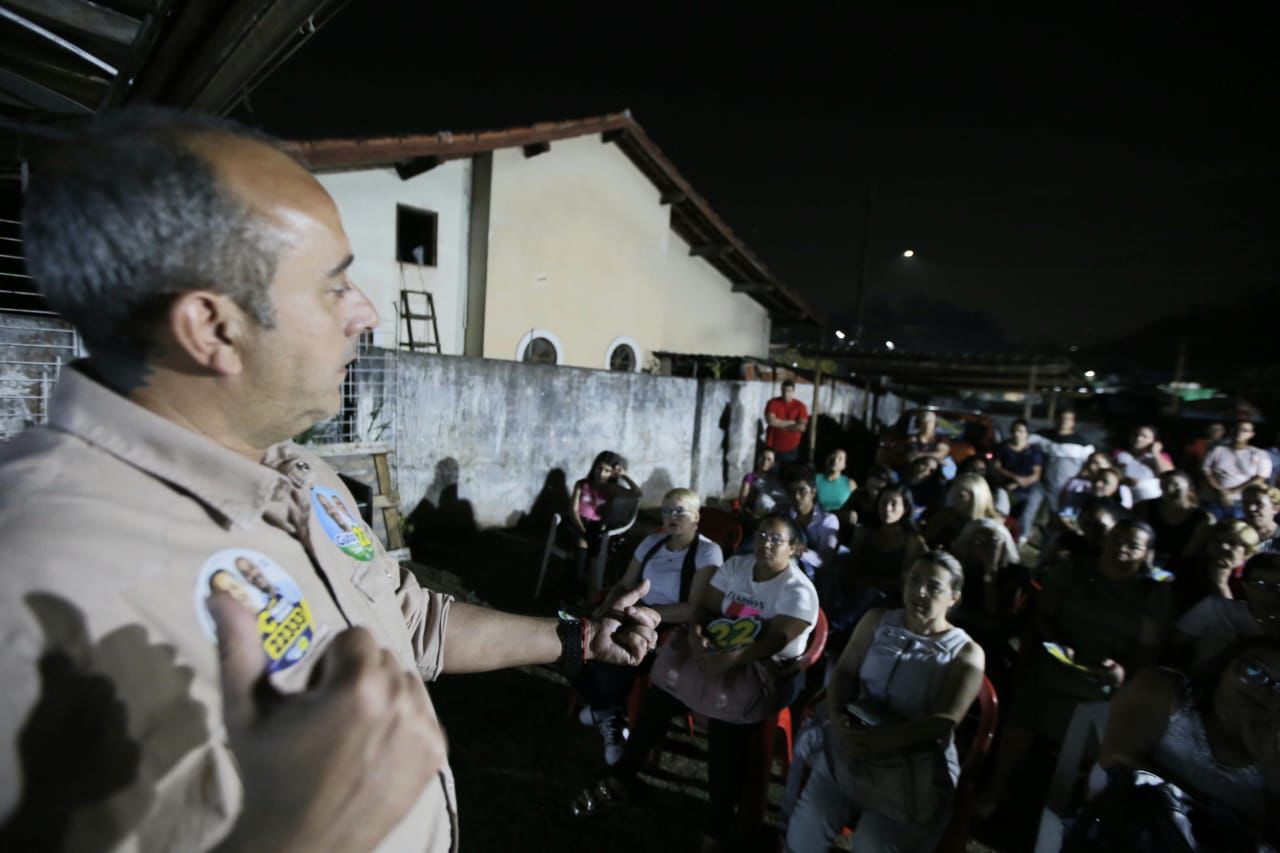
[0,109,659,851]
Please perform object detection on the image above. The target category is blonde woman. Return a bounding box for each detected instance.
[1175,520,1262,613]
[925,472,1003,550]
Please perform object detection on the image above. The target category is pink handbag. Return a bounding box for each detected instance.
[650,626,786,724]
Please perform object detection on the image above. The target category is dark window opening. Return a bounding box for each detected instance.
[609,344,636,372]
[522,336,558,365]
[396,204,438,266]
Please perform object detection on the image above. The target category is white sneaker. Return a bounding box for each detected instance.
[578,706,612,726]
[598,715,629,766]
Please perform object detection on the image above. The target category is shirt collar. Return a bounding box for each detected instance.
[47,363,290,528]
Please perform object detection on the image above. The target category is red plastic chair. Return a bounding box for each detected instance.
[739,607,829,832]
[933,674,999,852]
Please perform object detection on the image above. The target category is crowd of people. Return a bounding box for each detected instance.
[560,404,1280,851]
[1,107,1276,853]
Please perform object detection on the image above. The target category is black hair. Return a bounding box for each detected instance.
[1243,552,1280,582]
[758,511,807,549]
[868,483,919,533]
[780,379,796,390]
[1192,635,1280,718]
[1107,517,1155,546]
[23,107,285,360]
[1011,418,1030,431]
[865,463,895,483]
[782,463,818,490]
[587,451,627,480]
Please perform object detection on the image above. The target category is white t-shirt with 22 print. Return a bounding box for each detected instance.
[632,532,724,606]
[709,554,819,661]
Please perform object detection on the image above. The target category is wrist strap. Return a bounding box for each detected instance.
[556,610,586,678]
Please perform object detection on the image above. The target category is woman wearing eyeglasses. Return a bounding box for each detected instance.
[572,513,818,850]
[1174,552,1280,675]
[577,488,724,765]
[1097,637,1280,845]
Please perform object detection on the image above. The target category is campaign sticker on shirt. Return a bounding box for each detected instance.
[310,486,375,562]
[705,616,762,650]
[194,549,319,673]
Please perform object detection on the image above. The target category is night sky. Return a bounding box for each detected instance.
[239,6,1279,355]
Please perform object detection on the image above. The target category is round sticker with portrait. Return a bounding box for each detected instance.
[193,549,319,673]
[310,485,376,562]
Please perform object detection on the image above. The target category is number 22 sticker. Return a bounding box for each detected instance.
[705,616,762,650]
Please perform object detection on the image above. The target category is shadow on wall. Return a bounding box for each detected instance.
[640,467,674,502]
[813,414,878,482]
[405,457,478,553]
[1,593,208,849]
[509,467,571,534]
[718,384,747,495]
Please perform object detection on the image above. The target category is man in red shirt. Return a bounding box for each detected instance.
[764,380,810,465]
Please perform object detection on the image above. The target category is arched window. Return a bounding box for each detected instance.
[605,336,641,372]
[516,329,562,365]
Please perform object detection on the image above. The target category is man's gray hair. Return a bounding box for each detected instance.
[22,107,284,359]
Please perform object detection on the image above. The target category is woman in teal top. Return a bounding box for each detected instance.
[816,448,857,512]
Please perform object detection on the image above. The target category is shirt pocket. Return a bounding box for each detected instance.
[350,557,399,605]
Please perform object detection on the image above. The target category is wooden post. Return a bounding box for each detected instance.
[1167,336,1187,415]
[1023,363,1038,421]
[808,364,823,463]
[1047,389,1060,424]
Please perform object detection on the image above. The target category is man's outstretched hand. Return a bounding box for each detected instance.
[586,579,661,666]
[210,592,447,853]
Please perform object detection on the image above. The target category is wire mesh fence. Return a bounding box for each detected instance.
[0,314,83,440]
[300,330,397,447]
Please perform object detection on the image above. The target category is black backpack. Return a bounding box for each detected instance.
[638,535,703,603]
[1062,768,1272,853]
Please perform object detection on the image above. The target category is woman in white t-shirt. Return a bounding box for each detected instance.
[576,488,724,764]
[572,514,818,848]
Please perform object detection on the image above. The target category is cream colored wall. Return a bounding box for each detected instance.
[316,162,471,353]
[482,135,770,369]
[660,231,772,357]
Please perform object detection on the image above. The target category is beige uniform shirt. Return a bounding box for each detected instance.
[0,366,457,851]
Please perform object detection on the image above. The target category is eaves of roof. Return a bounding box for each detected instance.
[285,113,822,327]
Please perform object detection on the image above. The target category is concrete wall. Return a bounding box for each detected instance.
[316,161,472,353]
[381,349,894,528]
[482,135,770,369]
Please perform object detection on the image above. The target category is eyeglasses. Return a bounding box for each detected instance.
[1238,660,1280,695]
[660,506,692,518]
[757,531,792,546]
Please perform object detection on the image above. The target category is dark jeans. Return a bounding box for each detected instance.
[560,519,605,601]
[773,448,801,466]
[575,655,654,715]
[612,673,804,840]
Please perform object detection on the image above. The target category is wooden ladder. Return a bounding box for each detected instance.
[371,449,405,552]
[400,289,441,354]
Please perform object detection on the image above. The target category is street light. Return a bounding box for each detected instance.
[835,329,846,340]
[885,340,896,351]
[1084,370,1096,378]
[902,249,915,258]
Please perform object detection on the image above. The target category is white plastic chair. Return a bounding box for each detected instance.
[534,506,640,600]
[1033,700,1111,853]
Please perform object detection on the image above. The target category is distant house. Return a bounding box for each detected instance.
[287,113,820,371]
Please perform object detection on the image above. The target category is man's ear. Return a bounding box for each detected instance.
[168,290,248,375]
